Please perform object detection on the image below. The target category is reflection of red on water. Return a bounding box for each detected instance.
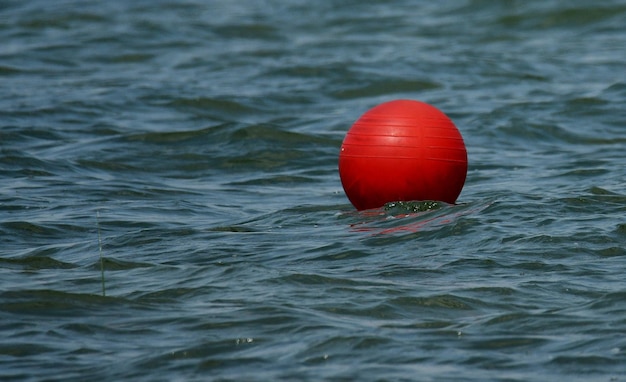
[350,210,447,234]
[349,202,490,235]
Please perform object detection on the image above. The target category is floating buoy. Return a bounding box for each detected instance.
[339,99,468,210]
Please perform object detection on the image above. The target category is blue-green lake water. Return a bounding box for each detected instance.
[1,1,625,381]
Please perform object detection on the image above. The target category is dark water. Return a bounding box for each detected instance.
[1,1,625,380]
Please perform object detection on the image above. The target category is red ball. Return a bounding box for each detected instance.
[339,99,467,210]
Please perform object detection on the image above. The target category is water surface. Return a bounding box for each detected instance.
[1,1,625,380]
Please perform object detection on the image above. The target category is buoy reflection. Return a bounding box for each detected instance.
[348,200,490,235]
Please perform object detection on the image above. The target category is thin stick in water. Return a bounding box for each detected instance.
[97,210,106,297]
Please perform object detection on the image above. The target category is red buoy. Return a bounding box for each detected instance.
[339,99,467,210]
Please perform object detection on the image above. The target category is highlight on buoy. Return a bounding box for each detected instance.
[338,99,468,211]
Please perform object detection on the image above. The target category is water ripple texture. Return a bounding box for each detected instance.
[1,1,625,381]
